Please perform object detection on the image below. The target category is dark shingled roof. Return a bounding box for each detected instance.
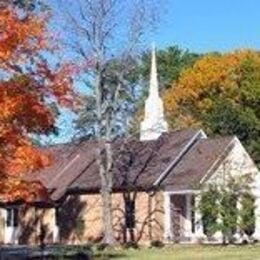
[26,129,236,202]
[26,141,98,201]
[68,128,200,193]
[27,129,200,201]
[161,136,235,191]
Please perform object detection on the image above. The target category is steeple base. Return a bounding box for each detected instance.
[140,120,168,141]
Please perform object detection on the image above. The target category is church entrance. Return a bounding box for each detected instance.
[171,195,187,241]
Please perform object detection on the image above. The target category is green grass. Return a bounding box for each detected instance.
[95,244,260,260]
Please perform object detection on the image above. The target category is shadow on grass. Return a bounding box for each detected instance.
[94,252,127,259]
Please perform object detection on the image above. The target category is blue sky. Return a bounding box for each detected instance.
[48,0,260,53]
[46,0,260,143]
[154,0,260,52]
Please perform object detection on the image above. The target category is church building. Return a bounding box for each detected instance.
[0,46,259,245]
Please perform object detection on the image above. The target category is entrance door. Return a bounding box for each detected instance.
[171,195,186,242]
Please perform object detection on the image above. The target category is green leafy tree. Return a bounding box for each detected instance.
[199,186,219,237]
[138,46,201,89]
[219,190,238,244]
[199,173,256,244]
[239,192,255,237]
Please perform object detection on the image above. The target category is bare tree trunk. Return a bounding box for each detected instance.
[95,69,114,244]
[96,143,114,244]
[59,0,161,246]
[101,112,114,244]
[101,186,114,243]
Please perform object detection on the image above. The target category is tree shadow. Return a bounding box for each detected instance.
[113,137,166,243]
[58,195,87,243]
[19,206,54,245]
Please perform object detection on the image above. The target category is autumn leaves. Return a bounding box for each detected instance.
[0,5,75,202]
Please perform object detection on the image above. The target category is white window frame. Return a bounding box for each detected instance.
[4,207,19,244]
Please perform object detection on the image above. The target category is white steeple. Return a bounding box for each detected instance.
[140,44,168,141]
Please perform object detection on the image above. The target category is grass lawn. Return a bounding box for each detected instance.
[95,244,260,260]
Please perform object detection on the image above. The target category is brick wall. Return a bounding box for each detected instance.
[58,191,164,244]
[57,190,164,244]
[0,190,165,245]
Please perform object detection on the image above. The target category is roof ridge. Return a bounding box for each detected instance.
[200,135,235,141]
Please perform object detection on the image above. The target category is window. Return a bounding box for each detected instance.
[55,207,61,226]
[191,196,195,233]
[6,208,18,227]
[125,200,135,229]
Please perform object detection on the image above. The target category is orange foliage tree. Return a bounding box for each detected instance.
[163,50,260,165]
[164,50,259,128]
[0,6,76,202]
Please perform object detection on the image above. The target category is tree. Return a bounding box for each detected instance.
[0,4,75,202]
[74,58,140,139]
[0,0,44,10]
[58,0,161,245]
[199,185,219,237]
[199,173,255,244]
[219,188,238,244]
[164,50,260,166]
[239,192,255,238]
[138,46,200,89]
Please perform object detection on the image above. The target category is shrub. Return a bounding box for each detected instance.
[124,241,139,249]
[199,186,219,237]
[96,243,109,251]
[150,240,164,248]
[220,191,238,244]
[239,192,256,237]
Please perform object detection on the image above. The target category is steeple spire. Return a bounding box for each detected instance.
[140,44,168,141]
[149,43,159,97]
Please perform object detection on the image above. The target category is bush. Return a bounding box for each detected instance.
[240,192,255,237]
[199,186,219,237]
[150,240,164,248]
[124,241,139,249]
[96,243,109,251]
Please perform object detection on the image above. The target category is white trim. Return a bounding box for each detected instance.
[194,195,205,239]
[164,190,199,195]
[154,129,207,186]
[199,130,207,139]
[200,136,259,185]
[184,194,192,237]
[4,208,19,244]
[199,137,236,184]
[53,208,60,243]
[163,192,173,240]
[253,194,260,240]
[53,225,60,243]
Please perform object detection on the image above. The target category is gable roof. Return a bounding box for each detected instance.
[27,128,200,201]
[25,129,239,203]
[161,136,235,191]
[26,140,98,201]
[68,128,201,194]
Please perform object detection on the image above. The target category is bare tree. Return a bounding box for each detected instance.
[56,0,161,244]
